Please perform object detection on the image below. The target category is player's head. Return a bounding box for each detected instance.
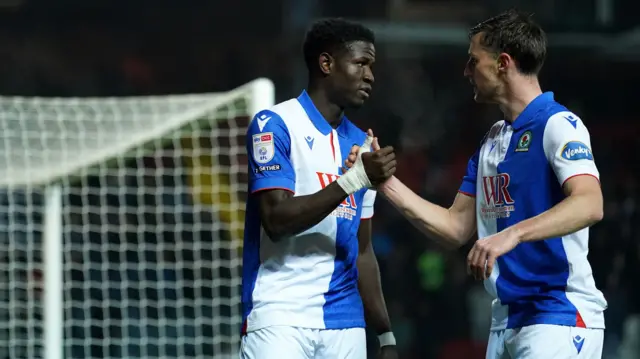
[464,9,547,103]
[303,18,376,108]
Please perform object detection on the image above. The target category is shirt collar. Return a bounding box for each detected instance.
[511,92,554,130]
[297,90,349,136]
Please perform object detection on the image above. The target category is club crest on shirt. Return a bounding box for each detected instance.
[252,132,275,164]
[515,131,532,152]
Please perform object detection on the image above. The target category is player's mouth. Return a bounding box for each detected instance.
[358,87,371,98]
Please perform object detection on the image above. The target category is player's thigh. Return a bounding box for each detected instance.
[486,330,510,359]
[316,327,366,359]
[505,324,604,359]
[240,326,315,359]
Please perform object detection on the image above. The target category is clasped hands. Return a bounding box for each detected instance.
[343,129,396,187]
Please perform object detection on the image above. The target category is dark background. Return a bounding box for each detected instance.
[0,1,638,358]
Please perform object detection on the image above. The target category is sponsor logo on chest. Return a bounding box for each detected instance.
[480,174,515,219]
[317,172,358,220]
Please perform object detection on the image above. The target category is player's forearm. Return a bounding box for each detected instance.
[357,247,391,334]
[262,182,348,240]
[380,176,466,248]
[511,192,603,243]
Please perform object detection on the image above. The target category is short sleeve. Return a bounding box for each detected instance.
[542,111,599,186]
[246,110,296,194]
[458,149,479,197]
[361,189,376,219]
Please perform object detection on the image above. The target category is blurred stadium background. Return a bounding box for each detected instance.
[0,0,638,358]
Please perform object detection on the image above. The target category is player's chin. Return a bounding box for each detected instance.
[346,96,367,108]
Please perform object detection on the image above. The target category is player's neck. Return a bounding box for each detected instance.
[498,78,542,123]
[307,88,344,128]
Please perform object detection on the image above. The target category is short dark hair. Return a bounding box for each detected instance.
[303,18,375,74]
[469,9,547,75]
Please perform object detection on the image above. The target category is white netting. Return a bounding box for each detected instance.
[0,78,274,358]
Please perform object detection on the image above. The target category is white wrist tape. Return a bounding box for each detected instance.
[358,136,373,155]
[336,136,373,195]
[378,332,396,347]
[336,165,370,194]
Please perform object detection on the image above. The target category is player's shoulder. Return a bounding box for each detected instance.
[247,98,301,136]
[539,103,594,159]
[488,120,506,136]
[481,120,507,145]
[270,98,303,119]
[247,109,288,138]
[541,103,588,135]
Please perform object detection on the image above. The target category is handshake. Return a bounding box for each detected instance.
[336,129,397,195]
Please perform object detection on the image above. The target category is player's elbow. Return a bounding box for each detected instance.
[258,191,297,241]
[565,177,603,226]
[440,239,464,251]
[587,203,604,225]
[261,214,301,241]
[261,220,289,242]
[583,191,604,225]
[589,211,603,226]
[446,212,474,249]
[418,222,468,250]
[426,229,467,250]
[445,234,468,250]
[571,194,603,228]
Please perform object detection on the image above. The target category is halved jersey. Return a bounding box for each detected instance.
[459,92,607,330]
[241,90,375,333]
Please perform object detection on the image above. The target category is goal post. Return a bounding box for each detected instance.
[43,184,63,359]
[0,78,275,359]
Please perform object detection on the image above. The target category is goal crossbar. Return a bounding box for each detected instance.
[0,78,274,187]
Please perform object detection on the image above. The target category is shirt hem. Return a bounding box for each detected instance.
[490,314,605,331]
[245,313,365,333]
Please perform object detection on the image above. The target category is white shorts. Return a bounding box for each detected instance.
[240,326,366,359]
[487,324,604,359]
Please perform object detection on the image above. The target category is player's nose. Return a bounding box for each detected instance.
[363,67,374,84]
[463,64,472,78]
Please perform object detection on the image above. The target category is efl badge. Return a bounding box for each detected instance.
[252,132,275,164]
[515,131,532,152]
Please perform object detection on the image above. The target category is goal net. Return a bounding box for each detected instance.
[0,78,274,359]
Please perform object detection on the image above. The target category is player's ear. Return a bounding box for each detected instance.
[318,52,333,75]
[497,53,510,72]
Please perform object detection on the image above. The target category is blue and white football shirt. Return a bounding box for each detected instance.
[241,90,376,333]
[459,92,607,330]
